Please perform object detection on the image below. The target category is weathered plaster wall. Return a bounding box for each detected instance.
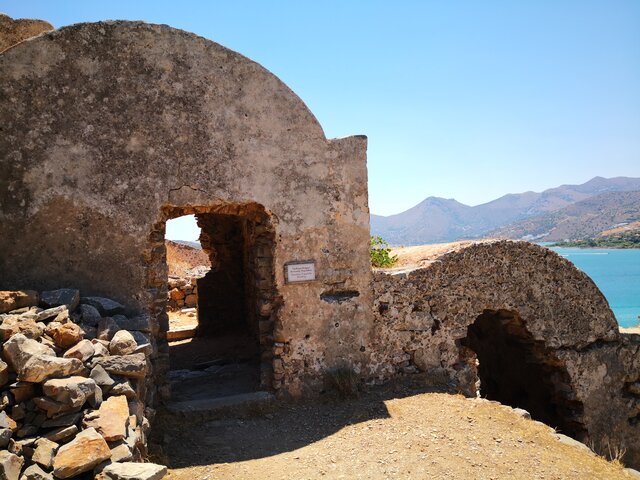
[0,21,373,398]
[369,241,640,466]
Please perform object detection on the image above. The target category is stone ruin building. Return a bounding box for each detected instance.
[1,16,639,472]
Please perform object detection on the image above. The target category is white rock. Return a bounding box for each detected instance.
[20,463,53,480]
[3,334,83,383]
[43,376,96,408]
[63,339,95,362]
[102,462,167,480]
[32,438,58,469]
[0,450,24,480]
[109,330,137,356]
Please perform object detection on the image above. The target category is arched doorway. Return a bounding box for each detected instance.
[460,309,587,439]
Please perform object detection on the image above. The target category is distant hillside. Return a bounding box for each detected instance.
[491,191,640,241]
[371,176,640,245]
[172,239,202,250]
[552,229,640,248]
[166,240,210,278]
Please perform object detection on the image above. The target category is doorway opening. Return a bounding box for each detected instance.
[460,309,586,439]
[151,203,277,403]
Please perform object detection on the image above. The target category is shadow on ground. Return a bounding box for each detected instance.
[153,375,454,468]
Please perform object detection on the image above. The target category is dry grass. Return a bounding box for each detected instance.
[621,326,640,335]
[384,240,493,272]
[325,367,360,398]
[600,220,640,236]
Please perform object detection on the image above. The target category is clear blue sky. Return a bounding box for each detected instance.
[3,1,639,222]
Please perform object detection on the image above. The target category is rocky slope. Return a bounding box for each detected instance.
[165,241,210,278]
[491,191,640,241]
[371,176,640,245]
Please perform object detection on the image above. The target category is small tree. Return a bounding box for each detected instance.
[370,236,398,268]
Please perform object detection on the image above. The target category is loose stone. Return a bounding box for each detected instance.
[40,290,80,312]
[109,330,137,356]
[0,450,24,480]
[42,376,96,408]
[96,354,147,379]
[43,424,78,443]
[0,291,39,315]
[20,464,53,480]
[79,303,102,327]
[81,297,125,316]
[63,339,95,362]
[101,462,167,480]
[52,427,111,479]
[44,322,84,349]
[32,437,58,469]
[83,395,130,441]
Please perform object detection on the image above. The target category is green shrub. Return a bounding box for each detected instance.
[370,236,398,268]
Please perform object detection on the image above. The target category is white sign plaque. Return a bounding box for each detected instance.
[285,261,316,283]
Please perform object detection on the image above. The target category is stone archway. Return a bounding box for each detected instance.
[461,309,586,439]
[371,241,640,465]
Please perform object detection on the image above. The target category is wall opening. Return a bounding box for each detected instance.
[165,215,209,338]
[460,309,586,439]
[148,203,278,404]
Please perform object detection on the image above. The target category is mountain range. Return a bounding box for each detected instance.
[371,176,640,245]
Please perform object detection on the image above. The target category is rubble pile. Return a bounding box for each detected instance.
[0,289,166,480]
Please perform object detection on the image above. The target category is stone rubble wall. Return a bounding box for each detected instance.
[0,289,166,480]
[365,241,640,467]
[166,277,197,312]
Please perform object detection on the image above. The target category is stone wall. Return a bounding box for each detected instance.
[366,241,640,466]
[166,278,197,312]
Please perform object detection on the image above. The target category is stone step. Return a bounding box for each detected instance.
[166,327,197,342]
[165,391,275,420]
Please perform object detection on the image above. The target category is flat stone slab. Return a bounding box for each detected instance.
[0,290,39,314]
[83,395,129,441]
[95,353,147,379]
[102,462,167,480]
[40,289,79,311]
[52,427,111,478]
[114,314,151,332]
[166,327,197,342]
[166,391,274,418]
[80,297,125,316]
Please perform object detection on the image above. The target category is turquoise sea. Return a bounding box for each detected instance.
[548,247,640,328]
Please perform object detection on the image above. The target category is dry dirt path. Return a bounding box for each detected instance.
[162,385,634,480]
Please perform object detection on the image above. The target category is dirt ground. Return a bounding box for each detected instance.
[161,241,638,478]
[383,240,491,273]
[162,382,634,480]
[168,310,198,331]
